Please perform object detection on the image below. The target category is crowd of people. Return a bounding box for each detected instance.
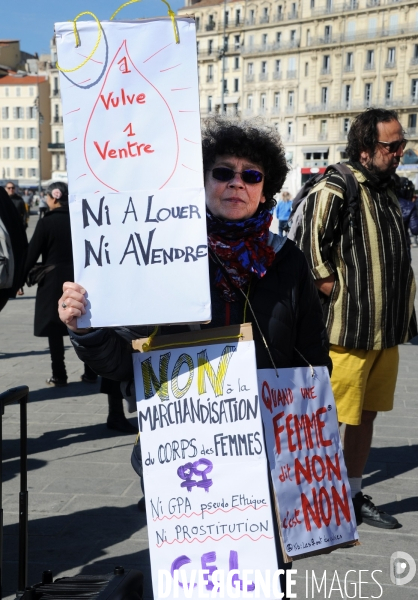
[1,107,417,596]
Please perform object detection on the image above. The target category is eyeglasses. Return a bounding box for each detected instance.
[376,139,407,154]
[6,185,15,190]
[211,167,264,184]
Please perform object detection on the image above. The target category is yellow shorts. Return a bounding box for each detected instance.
[329,345,399,426]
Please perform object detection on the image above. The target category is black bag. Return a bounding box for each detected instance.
[0,386,144,600]
[26,263,55,287]
[287,163,359,241]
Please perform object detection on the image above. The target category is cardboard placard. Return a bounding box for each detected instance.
[258,367,359,560]
[133,326,281,598]
[55,17,210,327]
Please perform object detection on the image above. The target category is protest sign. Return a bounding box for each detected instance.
[55,16,210,327]
[133,326,282,598]
[258,367,358,560]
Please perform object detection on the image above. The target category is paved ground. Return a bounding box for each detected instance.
[0,213,417,599]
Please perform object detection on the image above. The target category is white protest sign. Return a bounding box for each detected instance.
[133,339,281,599]
[258,367,358,559]
[55,17,210,326]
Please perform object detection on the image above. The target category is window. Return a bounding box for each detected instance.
[15,127,24,139]
[28,147,37,159]
[249,9,255,24]
[224,10,229,26]
[16,87,21,97]
[234,78,239,92]
[323,55,330,72]
[305,62,309,76]
[248,62,253,75]
[326,0,333,10]
[345,84,352,107]
[14,107,24,119]
[55,155,60,170]
[303,123,307,135]
[262,34,268,48]
[277,5,283,18]
[274,92,280,108]
[290,30,296,43]
[2,127,9,139]
[415,44,418,59]
[2,107,9,119]
[346,52,353,69]
[290,2,297,16]
[195,17,200,31]
[208,96,212,113]
[346,21,356,41]
[27,107,36,119]
[324,25,332,42]
[15,168,25,177]
[3,147,10,159]
[196,41,199,55]
[55,131,60,143]
[207,64,213,82]
[288,91,295,107]
[276,32,282,46]
[304,89,307,102]
[368,18,377,36]
[343,118,350,134]
[408,114,417,129]
[260,93,266,109]
[234,35,240,50]
[223,79,228,93]
[386,81,393,101]
[365,83,372,106]
[389,14,398,34]
[208,40,213,54]
[235,9,241,25]
[29,87,34,97]
[4,87,9,97]
[261,61,267,74]
[15,147,25,159]
[320,120,327,134]
[262,7,269,22]
[276,59,281,73]
[248,35,254,49]
[321,87,329,105]
[224,36,229,52]
[366,50,374,67]
[310,0,315,7]
[306,29,311,45]
[287,121,293,136]
[29,168,37,177]
[412,79,418,101]
[234,57,239,69]
[388,48,395,64]
[247,94,253,110]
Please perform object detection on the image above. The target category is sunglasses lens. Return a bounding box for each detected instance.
[241,170,263,184]
[212,167,235,182]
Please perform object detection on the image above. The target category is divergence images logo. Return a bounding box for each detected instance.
[390,551,417,586]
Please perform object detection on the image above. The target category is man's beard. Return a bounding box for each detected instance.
[363,157,398,181]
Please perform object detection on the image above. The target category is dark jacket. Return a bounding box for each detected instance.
[69,238,331,382]
[24,206,74,337]
[398,197,418,237]
[0,186,28,302]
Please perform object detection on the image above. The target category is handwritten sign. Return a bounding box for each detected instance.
[258,367,358,559]
[133,338,281,598]
[55,18,210,326]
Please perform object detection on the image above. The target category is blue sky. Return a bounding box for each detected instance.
[0,0,185,57]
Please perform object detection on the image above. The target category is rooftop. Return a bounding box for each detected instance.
[0,73,47,85]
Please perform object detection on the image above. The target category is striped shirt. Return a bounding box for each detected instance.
[296,164,417,350]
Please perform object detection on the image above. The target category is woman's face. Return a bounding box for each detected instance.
[205,155,266,221]
[46,194,58,210]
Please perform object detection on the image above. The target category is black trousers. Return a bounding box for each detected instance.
[48,335,67,380]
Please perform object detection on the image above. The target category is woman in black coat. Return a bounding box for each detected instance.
[24,182,74,385]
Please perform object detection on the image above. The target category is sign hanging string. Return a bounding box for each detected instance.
[56,0,179,73]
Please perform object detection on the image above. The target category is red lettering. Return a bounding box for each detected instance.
[332,484,351,525]
[128,141,138,157]
[108,149,117,158]
[123,123,135,137]
[300,386,317,399]
[137,143,146,155]
[127,93,136,104]
[312,455,326,482]
[137,93,146,104]
[118,148,128,158]
[286,414,297,452]
[295,456,312,485]
[272,411,285,455]
[325,453,342,481]
[121,88,126,105]
[94,140,109,160]
[118,57,131,74]
[316,407,332,447]
[301,488,322,531]
[319,486,332,525]
[110,97,119,108]
[100,92,113,110]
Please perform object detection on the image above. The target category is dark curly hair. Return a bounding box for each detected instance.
[346,108,400,161]
[202,118,289,210]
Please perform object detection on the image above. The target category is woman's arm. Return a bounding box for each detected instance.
[24,219,45,276]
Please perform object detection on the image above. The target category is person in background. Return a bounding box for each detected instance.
[275,190,292,236]
[24,182,96,386]
[5,182,28,229]
[38,191,48,219]
[393,175,418,260]
[0,186,28,312]
[296,108,416,529]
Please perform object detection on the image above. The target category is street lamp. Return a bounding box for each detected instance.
[220,0,227,115]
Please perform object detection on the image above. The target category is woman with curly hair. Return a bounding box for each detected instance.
[58,120,330,591]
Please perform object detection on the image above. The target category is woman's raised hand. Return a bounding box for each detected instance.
[59,282,88,332]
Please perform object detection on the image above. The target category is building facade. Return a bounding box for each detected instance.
[178,0,418,190]
[0,72,51,188]
[47,39,67,183]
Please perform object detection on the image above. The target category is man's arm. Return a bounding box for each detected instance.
[314,273,335,296]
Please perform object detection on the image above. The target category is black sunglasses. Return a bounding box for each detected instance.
[211,167,264,184]
[377,139,407,154]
